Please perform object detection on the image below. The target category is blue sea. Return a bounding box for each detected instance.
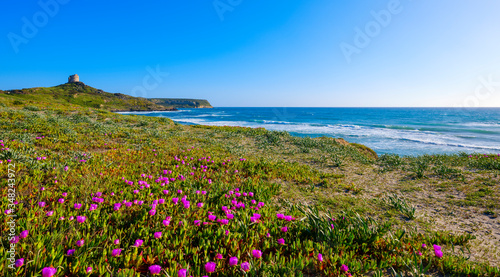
[121,108,500,156]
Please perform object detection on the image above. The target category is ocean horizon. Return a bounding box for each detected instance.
[120,107,500,156]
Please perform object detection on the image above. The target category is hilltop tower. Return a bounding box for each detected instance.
[68,74,79,83]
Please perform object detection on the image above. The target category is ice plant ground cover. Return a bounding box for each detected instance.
[0,101,499,276]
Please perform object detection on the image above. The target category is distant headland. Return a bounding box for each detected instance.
[0,74,213,112]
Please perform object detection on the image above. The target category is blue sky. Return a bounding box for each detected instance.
[1,0,500,107]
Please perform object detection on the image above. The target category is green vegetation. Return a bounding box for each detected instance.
[0,83,212,112]
[0,97,499,276]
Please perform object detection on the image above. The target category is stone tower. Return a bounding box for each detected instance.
[68,74,79,83]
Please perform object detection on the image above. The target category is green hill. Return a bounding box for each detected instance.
[150,98,213,108]
[0,82,213,111]
[0,82,176,112]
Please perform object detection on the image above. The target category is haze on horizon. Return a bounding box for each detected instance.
[1,0,500,108]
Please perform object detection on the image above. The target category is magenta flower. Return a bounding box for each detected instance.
[154,232,162,239]
[113,203,121,211]
[112,248,122,257]
[10,236,20,244]
[172,198,179,204]
[318,253,323,262]
[114,239,120,245]
[276,213,284,219]
[42,267,57,277]
[205,261,216,273]
[197,202,204,208]
[281,226,288,232]
[229,257,238,266]
[216,253,223,259]
[226,213,234,219]
[133,239,143,247]
[340,264,349,272]
[149,265,162,275]
[76,239,84,247]
[14,258,24,267]
[241,262,250,272]
[86,267,92,273]
[58,198,64,204]
[277,238,285,245]
[208,215,216,221]
[178,268,188,277]
[20,230,29,239]
[163,219,170,226]
[62,192,68,197]
[74,203,82,209]
[422,243,427,248]
[77,216,87,223]
[252,249,262,258]
[46,211,54,216]
[433,245,443,258]
[149,209,156,216]
[67,249,76,255]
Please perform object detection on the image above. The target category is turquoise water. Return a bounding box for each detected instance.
[121,108,500,156]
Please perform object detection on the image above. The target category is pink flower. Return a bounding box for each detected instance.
[216,253,223,259]
[38,202,46,207]
[67,249,76,255]
[15,258,24,267]
[10,236,20,244]
[149,265,162,275]
[133,239,143,247]
[252,249,262,258]
[163,219,170,226]
[340,264,349,272]
[46,211,54,216]
[281,226,288,232]
[433,245,443,258]
[114,239,120,245]
[172,198,179,204]
[318,253,323,262]
[276,213,284,219]
[208,215,216,221]
[76,239,84,247]
[277,238,285,245]
[77,216,87,223]
[178,269,188,277]
[74,203,82,209]
[86,267,92,273]
[112,248,122,257]
[20,230,29,239]
[197,202,204,208]
[229,257,238,266]
[149,209,156,216]
[241,262,250,272]
[58,198,64,203]
[205,261,216,273]
[154,232,162,239]
[42,267,57,277]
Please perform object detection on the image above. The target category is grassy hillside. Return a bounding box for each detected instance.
[0,100,499,276]
[150,98,213,108]
[0,83,176,112]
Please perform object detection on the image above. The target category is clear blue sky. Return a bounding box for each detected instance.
[1,0,500,107]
